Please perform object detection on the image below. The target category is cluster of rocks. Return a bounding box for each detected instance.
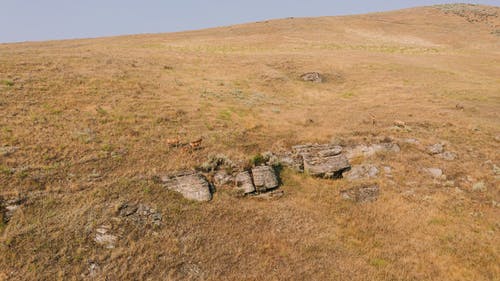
[160,163,281,202]
[117,203,162,226]
[427,143,457,161]
[157,141,405,202]
[93,202,162,249]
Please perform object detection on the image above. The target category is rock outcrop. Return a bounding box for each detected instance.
[251,166,279,192]
[235,171,256,194]
[161,171,213,202]
[289,144,351,178]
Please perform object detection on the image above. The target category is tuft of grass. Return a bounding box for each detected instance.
[1,79,14,87]
[370,258,388,268]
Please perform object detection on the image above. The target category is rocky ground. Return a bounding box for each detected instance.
[0,4,499,281]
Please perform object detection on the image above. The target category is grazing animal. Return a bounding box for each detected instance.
[166,136,181,147]
[189,138,203,149]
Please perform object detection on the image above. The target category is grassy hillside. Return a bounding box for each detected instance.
[0,4,499,281]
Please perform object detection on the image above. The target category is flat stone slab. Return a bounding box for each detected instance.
[235,171,256,194]
[161,171,212,202]
[303,154,350,178]
[290,144,350,178]
[252,166,279,192]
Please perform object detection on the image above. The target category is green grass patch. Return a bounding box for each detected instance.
[1,79,14,87]
[370,258,388,267]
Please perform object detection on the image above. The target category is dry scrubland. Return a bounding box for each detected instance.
[0,4,499,281]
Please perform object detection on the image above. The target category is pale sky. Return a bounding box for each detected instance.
[0,0,499,43]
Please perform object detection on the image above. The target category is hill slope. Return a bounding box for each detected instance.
[0,4,499,281]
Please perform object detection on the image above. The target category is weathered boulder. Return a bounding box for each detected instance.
[301,72,323,83]
[235,171,256,194]
[161,171,213,202]
[344,164,379,181]
[290,144,350,178]
[341,184,380,203]
[303,154,350,178]
[252,166,279,192]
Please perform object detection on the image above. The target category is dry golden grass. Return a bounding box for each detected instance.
[0,4,499,281]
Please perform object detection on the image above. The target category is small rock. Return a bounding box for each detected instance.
[427,143,444,155]
[394,120,406,128]
[213,170,234,187]
[301,72,323,83]
[118,203,138,217]
[438,151,457,161]
[345,164,379,181]
[341,184,380,203]
[235,171,256,194]
[161,171,213,202]
[251,166,279,192]
[94,225,117,249]
[0,146,18,156]
[88,261,100,277]
[493,165,500,175]
[402,138,419,144]
[426,168,443,179]
[455,103,464,110]
[472,181,487,192]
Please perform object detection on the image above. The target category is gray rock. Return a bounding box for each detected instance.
[301,72,323,83]
[0,146,18,156]
[252,166,279,192]
[235,171,256,194]
[493,164,500,175]
[277,152,303,172]
[426,168,443,178]
[438,151,457,161]
[0,198,23,223]
[292,144,350,178]
[341,184,380,203]
[472,181,487,192]
[213,170,234,187]
[402,138,419,144]
[118,203,162,225]
[427,143,444,155]
[303,153,351,178]
[94,225,117,249]
[161,171,213,202]
[345,164,379,181]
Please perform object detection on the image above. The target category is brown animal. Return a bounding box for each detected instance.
[166,136,181,147]
[189,138,203,149]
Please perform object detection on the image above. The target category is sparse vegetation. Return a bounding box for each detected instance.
[0,4,499,281]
